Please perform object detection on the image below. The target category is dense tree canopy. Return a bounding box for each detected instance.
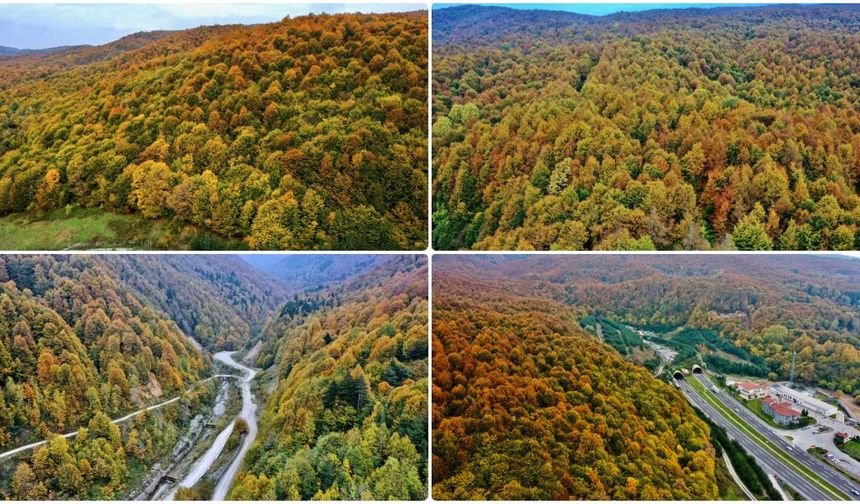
[432,257,718,499]
[443,255,860,395]
[0,11,428,250]
[4,383,216,500]
[433,5,860,250]
[0,256,211,457]
[230,255,428,500]
[0,254,429,499]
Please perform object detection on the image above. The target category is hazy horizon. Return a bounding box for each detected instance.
[434,3,770,16]
[0,3,423,49]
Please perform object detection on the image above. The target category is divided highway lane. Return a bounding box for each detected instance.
[694,374,859,499]
[676,378,834,500]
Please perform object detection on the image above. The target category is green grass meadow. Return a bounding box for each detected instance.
[0,208,243,250]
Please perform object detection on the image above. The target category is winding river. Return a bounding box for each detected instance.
[211,351,258,500]
[167,351,258,500]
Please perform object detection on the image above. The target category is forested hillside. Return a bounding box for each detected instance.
[99,255,287,349]
[433,5,860,250]
[0,11,428,250]
[432,257,717,499]
[0,254,429,500]
[240,254,384,295]
[0,255,210,452]
[230,255,428,499]
[447,254,860,396]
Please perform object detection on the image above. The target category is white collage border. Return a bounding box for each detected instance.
[1,1,859,503]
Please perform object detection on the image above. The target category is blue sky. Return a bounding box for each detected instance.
[433,3,763,15]
[0,3,422,49]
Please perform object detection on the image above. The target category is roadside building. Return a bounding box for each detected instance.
[770,384,839,417]
[762,396,802,426]
[836,396,859,426]
[771,403,801,426]
[733,380,768,400]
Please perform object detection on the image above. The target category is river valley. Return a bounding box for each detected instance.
[149,351,258,500]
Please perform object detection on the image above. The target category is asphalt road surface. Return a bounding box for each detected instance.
[676,374,852,500]
[694,373,858,498]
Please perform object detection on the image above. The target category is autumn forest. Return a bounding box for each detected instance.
[3,1,860,502]
[0,254,428,500]
[0,10,427,250]
[433,5,860,251]
[432,254,860,499]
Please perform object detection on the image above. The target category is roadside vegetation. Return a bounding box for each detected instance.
[839,438,860,462]
[712,458,749,501]
[694,407,780,500]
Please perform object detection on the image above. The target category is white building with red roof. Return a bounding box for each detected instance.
[762,395,802,426]
[770,383,839,417]
[732,380,768,400]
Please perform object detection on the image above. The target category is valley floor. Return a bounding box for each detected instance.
[0,355,258,501]
[153,351,259,501]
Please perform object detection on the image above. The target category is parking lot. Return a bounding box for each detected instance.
[764,405,860,480]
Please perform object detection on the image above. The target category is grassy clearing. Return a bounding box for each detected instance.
[841,439,860,461]
[0,208,162,249]
[687,377,847,500]
[0,208,244,250]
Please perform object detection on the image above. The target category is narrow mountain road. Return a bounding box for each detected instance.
[0,374,239,461]
[212,351,258,500]
[166,351,258,500]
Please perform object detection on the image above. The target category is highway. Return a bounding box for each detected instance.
[675,374,853,500]
[693,373,858,498]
